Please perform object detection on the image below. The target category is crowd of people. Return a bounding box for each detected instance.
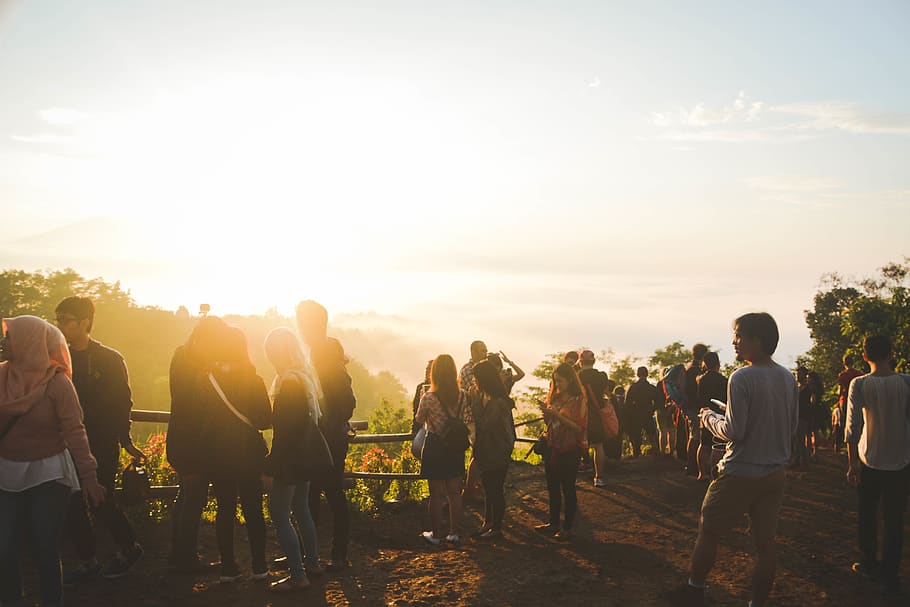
[0,302,907,607]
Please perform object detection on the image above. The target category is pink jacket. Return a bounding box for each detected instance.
[0,373,98,485]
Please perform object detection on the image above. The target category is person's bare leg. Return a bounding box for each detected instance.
[751,541,776,606]
[445,478,463,536]
[593,443,606,480]
[428,481,445,538]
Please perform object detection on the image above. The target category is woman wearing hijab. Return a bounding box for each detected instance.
[263,327,331,592]
[0,316,104,607]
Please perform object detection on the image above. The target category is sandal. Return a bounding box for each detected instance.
[268,576,310,592]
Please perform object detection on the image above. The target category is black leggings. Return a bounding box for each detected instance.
[545,451,580,528]
[212,477,266,573]
[481,468,508,531]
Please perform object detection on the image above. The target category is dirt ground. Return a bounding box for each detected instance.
[38,449,909,607]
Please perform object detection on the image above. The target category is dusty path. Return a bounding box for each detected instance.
[50,450,908,606]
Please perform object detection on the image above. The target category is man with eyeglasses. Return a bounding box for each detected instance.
[54,297,144,585]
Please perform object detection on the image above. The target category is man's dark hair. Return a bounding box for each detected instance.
[734,312,779,356]
[704,352,720,369]
[843,354,855,367]
[55,297,95,332]
[486,352,504,371]
[470,340,486,359]
[636,366,648,379]
[295,300,328,325]
[863,335,892,363]
[691,343,709,361]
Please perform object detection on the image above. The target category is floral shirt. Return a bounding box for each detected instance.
[415,390,472,435]
[546,393,588,453]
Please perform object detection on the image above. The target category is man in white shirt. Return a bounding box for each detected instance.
[845,335,910,599]
[670,312,798,607]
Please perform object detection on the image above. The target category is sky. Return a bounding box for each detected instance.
[1,0,909,387]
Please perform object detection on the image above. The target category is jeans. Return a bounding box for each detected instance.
[66,463,137,561]
[212,477,266,574]
[480,468,508,531]
[544,450,580,528]
[269,482,318,581]
[858,463,910,585]
[170,474,210,566]
[0,481,71,607]
[308,436,350,562]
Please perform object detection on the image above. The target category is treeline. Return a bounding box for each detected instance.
[0,269,409,424]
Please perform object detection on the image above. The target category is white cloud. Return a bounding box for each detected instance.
[652,93,910,143]
[9,133,73,144]
[38,107,89,126]
[746,176,910,210]
[746,175,841,193]
[770,102,910,135]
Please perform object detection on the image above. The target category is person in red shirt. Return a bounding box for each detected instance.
[837,354,864,431]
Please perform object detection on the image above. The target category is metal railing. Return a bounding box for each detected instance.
[129,409,540,497]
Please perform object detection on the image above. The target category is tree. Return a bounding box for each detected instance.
[601,348,641,389]
[801,259,910,393]
[647,341,691,382]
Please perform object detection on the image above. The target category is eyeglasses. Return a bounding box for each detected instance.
[55,315,79,324]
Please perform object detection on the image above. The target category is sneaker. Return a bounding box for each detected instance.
[594,478,607,487]
[534,523,557,534]
[63,561,100,587]
[445,534,460,544]
[852,560,881,580]
[477,529,502,540]
[101,544,144,579]
[269,575,310,592]
[420,531,441,546]
[663,583,705,607]
[251,570,271,581]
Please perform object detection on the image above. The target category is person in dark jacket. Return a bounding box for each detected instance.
[54,297,144,584]
[625,366,661,457]
[471,361,516,539]
[263,327,332,592]
[297,300,356,571]
[166,315,228,572]
[696,352,728,480]
[204,327,271,583]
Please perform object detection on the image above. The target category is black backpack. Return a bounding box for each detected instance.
[438,392,470,453]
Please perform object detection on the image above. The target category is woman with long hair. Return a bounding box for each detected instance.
[0,316,104,606]
[205,327,271,583]
[415,354,469,545]
[262,327,330,592]
[471,360,516,539]
[535,362,588,539]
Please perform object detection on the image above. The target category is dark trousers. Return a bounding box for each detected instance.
[858,463,910,585]
[0,481,70,607]
[545,450,580,528]
[212,477,266,573]
[480,468,508,531]
[308,437,350,563]
[625,409,657,456]
[170,474,210,566]
[66,463,136,561]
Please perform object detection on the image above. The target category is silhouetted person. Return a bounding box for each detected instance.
[845,335,910,599]
[412,360,433,434]
[486,351,525,395]
[54,297,144,584]
[838,354,864,432]
[460,340,486,498]
[297,300,356,571]
[673,313,798,607]
[683,343,708,476]
[695,352,727,480]
[577,350,608,487]
[625,366,660,457]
